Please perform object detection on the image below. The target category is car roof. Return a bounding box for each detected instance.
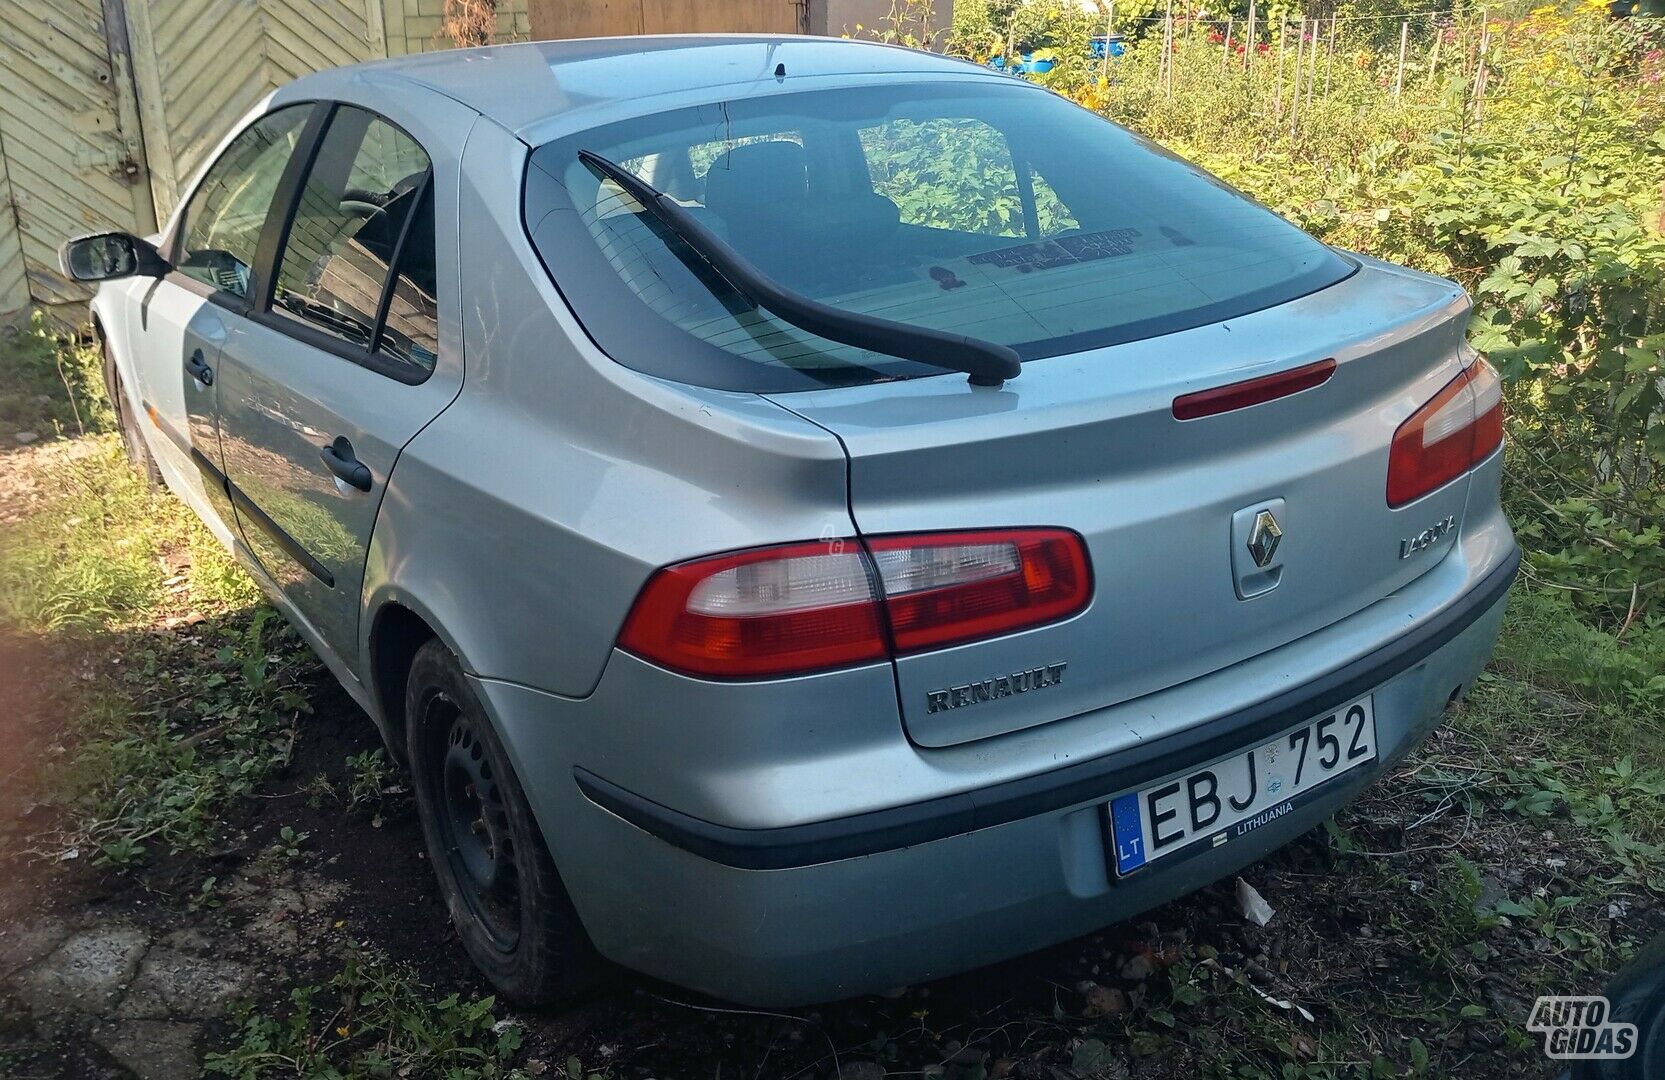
[285,36,1013,144]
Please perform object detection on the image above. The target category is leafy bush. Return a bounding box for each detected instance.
[1040,4,1665,627]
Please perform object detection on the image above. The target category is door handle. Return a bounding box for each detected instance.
[185,349,214,386]
[320,436,372,492]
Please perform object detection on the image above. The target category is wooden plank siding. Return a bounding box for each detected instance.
[122,0,389,224]
[0,0,537,324]
[0,0,154,313]
[0,138,29,317]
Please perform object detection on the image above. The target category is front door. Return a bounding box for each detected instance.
[125,106,314,527]
[215,104,453,667]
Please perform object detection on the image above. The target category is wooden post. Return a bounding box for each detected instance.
[1101,2,1115,84]
[1245,0,1256,71]
[1006,21,1016,75]
[1154,9,1165,90]
[1324,14,1337,97]
[1223,16,1233,73]
[1394,19,1408,99]
[1274,19,1285,118]
[1164,2,1175,99]
[1472,9,1490,121]
[1460,12,1471,85]
[1290,19,1304,136]
[1427,18,1442,87]
[1306,17,1318,109]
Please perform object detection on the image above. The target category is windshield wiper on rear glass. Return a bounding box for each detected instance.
[578,149,1021,388]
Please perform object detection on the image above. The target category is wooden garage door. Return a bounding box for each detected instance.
[0,0,154,311]
[530,0,805,40]
[122,0,389,223]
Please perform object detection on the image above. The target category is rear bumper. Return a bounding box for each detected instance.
[477,538,1516,1004]
[577,545,1518,870]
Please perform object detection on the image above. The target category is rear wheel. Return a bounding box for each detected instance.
[405,638,596,1004]
[101,339,161,489]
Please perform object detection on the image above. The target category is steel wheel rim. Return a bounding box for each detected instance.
[426,692,520,951]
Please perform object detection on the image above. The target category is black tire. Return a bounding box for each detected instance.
[102,339,162,489]
[405,638,596,1004]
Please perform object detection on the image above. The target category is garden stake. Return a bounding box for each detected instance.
[1306,17,1318,110]
[1274,19,1285,118]
[1290,19,1304,136]
[1245,0,1256,70]
[1472,11,1490,123]
[1395,19,1409,99]
[1165,3,1175,98]
[1101,2,1114,84]
[1325,15,1337,97]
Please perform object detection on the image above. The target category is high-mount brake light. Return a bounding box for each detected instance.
[1172,357,1337,420]
[617,530,1092,678]
[1386,356,1503,508]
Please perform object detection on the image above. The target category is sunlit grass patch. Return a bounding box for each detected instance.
[0,420,302,866]
[0,436,261,632]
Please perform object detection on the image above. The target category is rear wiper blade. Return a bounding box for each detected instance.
[578,149,1020,388]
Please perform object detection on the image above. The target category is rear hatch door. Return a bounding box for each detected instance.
[767,259,1476,747]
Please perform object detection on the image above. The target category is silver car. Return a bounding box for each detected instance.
[62,36,1517,1007]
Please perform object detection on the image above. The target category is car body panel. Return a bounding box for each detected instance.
[498,467,1509,836]
[102,272,235,520]
[480,524,1511,1004]
[768,258,1475,746]
[359,118,856,697]
[309,35,1009,146]
[212,84,476,669]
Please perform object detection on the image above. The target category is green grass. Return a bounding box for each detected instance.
[0,314,108,440]
[0,330,306,867]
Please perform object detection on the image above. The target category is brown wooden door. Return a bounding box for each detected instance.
[530,0,803,40]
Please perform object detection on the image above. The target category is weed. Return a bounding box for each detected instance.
[204,947,530,1079]
[0,314,108,439]
[270,825,310,859]
[189,875,221,911]
[343,749,395,813]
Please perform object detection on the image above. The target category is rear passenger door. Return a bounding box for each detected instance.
[215,102,459,672]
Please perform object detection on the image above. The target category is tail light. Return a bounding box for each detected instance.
[1386,356,1503,508]
[617,529,1092,678]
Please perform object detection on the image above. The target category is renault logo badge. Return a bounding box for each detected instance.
[1247,509,1283,568]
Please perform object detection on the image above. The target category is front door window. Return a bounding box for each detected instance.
[174,107,311,299]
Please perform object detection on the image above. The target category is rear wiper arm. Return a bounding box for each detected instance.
[578,149,1020,388]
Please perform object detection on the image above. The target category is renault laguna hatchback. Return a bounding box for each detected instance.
[62,36,1517,1006]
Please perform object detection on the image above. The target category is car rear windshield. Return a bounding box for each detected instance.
[523,80,1355,392]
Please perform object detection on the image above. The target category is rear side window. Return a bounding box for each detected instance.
[525,81,1355,392]
[175,107,311,298]
[270,105,437,379]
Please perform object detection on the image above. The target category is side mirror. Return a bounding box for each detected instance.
[58,232,168,283]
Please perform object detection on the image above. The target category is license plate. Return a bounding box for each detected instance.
[1108,695,1377,876]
